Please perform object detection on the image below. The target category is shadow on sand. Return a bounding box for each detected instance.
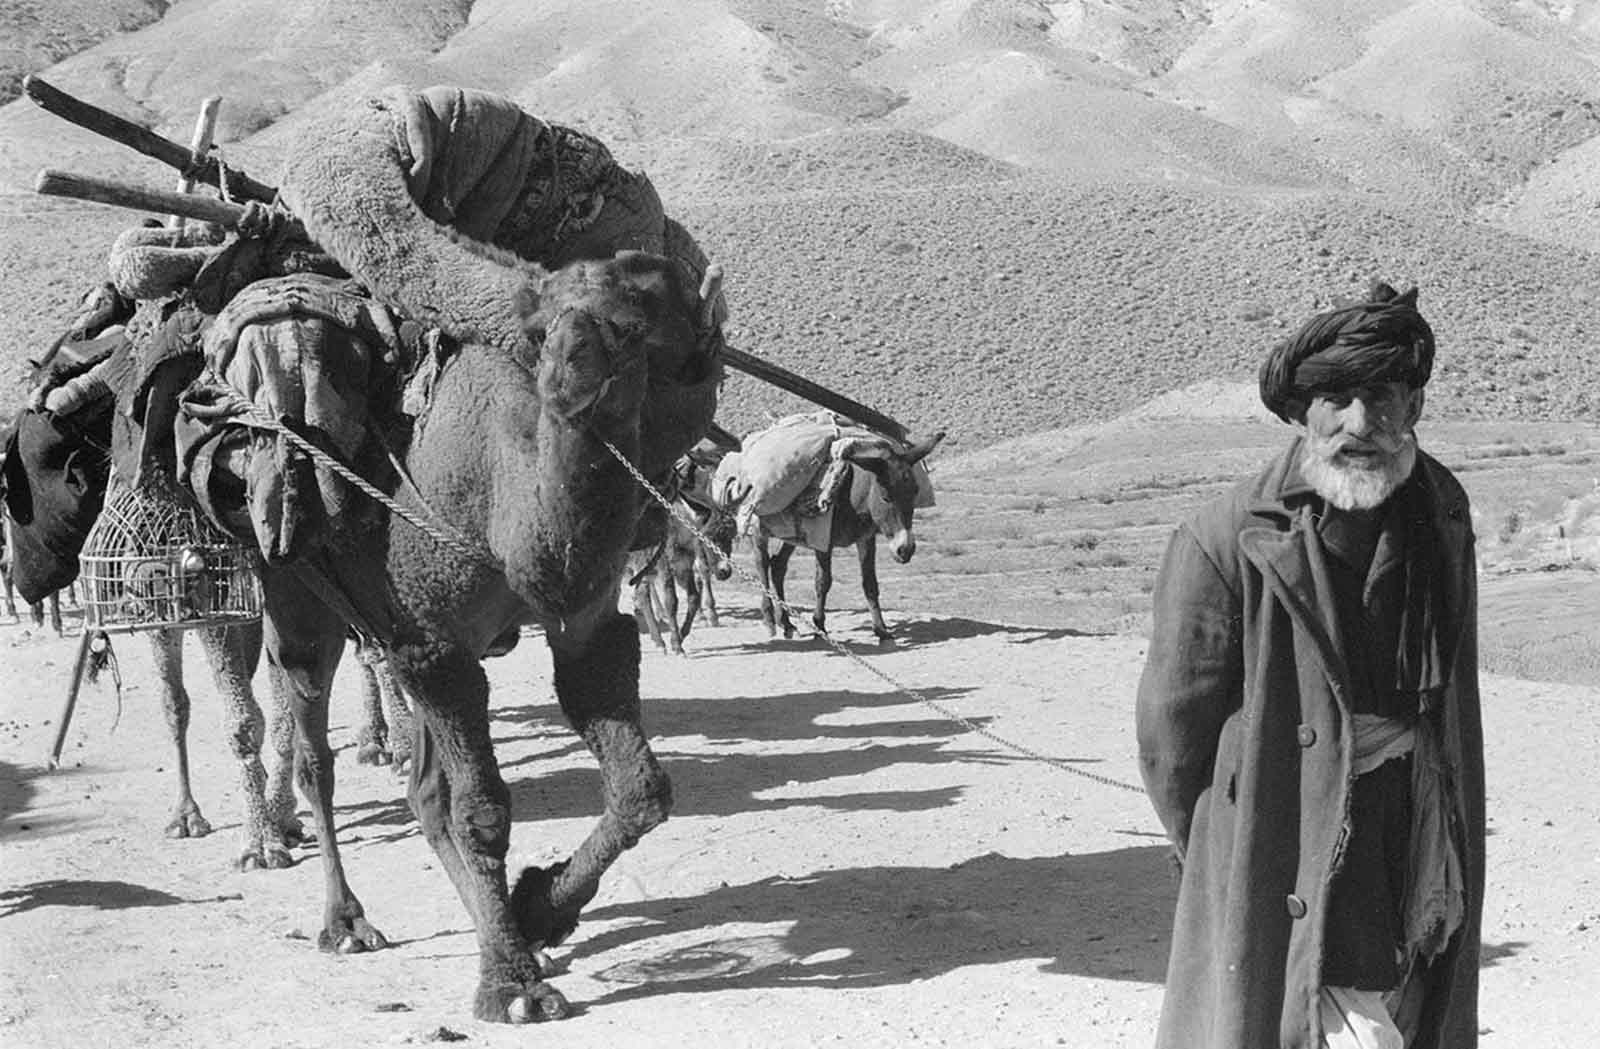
[0,878,187,917]
[576,846,1175,1001]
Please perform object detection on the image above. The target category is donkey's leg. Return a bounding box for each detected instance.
[513,610,670,957]
[676,564,703,642]
[262,569,385,953]
[374,654,414,772]
[655,572,684,655]
[2,569,17,621]
[754,534,777,637]
[149,629,211,839]
[810,548,835,636]
[391,639,568,1024]
[767,541,798,639]
[47,591,62,635]
[857,534,893,643]
[699,558,721,627]
[633,579,666,651]
[353,638,393,767]
[198,621,292,870]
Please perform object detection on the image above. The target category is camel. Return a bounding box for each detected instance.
[223,249,720,1021]
[754,431,944,642]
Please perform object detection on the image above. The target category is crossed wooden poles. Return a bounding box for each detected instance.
[21,75,925,765]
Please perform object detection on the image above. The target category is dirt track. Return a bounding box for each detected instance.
[2,595,1596,1049]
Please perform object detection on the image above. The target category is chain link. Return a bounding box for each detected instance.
[597,434,1148,794]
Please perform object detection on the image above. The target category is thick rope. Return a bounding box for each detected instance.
[596,434,1147,795]
[217,394,499,568]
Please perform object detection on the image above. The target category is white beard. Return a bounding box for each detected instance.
[1299,434,1418,511]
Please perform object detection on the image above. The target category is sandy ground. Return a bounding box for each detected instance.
[1,585,1596,1049]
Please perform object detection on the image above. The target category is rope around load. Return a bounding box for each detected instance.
[595,434,1149,795]
[219,395,498,567]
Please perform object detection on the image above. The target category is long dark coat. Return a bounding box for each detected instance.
[1136,438,1484,1049]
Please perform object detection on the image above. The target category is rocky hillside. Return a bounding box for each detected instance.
[2,1,1599,452]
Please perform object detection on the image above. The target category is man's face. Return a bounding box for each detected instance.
[1299,380,1423,511]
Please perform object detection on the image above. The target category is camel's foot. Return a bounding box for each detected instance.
[317,908,389,955]
[473,964,571,1024]
[237,836,295,872]
[164,803,213,839]
[276,814,312,848]
[511,862,582,950]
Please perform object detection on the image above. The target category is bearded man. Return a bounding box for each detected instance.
[1136,282,1484,1049]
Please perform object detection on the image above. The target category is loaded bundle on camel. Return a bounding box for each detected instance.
[28,77,729,1021]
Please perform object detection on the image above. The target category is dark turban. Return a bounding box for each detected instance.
[1258,281,1435,423]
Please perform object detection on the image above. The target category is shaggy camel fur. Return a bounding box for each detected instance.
[756,432,944,642]
[232,250,719,1021]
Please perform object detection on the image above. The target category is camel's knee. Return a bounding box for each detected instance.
[614,763,673,844]
[453,792,512,860]
[227,707,266,761]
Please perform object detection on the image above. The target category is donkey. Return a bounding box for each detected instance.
[629,494,735,654]
[754,430,944,643]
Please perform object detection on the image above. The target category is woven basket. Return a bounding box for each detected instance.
[78,485,262,633]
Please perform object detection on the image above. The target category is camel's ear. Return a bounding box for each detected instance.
[903,430,946,465]
[513,283,545,340]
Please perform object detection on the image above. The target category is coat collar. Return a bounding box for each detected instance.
[1235,437,1474,694]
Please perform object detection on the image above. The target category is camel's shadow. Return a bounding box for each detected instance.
[575,846,1177,999]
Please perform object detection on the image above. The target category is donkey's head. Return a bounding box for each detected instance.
[832,430,945,563]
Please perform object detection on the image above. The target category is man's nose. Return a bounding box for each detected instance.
[1342,397,1374,435]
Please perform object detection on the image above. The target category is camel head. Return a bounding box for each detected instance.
[836,430,946,563]
[515,251,721,467]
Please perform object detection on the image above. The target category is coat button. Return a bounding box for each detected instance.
[1286,894,1308,919]
[1297,724,1316,747]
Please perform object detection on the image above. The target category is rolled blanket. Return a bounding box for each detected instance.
[276,84,676,355]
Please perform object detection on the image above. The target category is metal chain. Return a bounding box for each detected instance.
[224,396,499,567]
[596,434,1148,794]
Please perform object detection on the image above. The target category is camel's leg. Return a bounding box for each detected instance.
[149,629,211,839]
[513,611,669,971]
[811,548,834,635]
[197,621,293,870]
[857,534,893,643]
[262,569,385,953]
[391,639,568,1024]
[768,542,797,638]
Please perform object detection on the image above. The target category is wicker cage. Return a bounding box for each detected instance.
[79,486,262,633]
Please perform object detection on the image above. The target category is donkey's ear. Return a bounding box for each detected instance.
[903,431,946,465]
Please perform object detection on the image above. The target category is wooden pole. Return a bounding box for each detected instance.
[22,75,277,204]
[721,345,911,444]
[45,630,94,770]
[170,95,222,229]
[35,168,253,227]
